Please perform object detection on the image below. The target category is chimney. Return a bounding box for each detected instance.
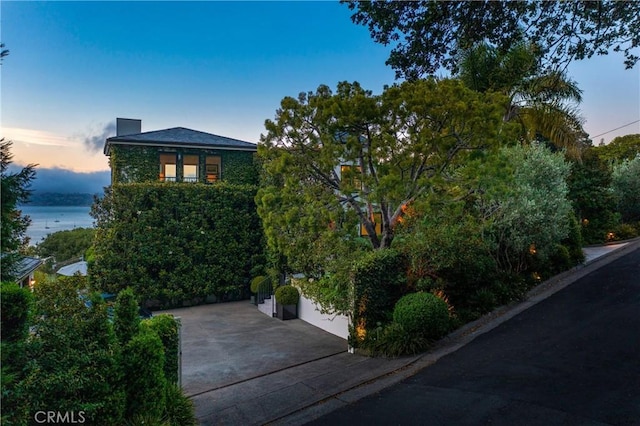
[116,118,142,136]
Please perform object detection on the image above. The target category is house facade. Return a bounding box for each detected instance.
[104,118,257,185]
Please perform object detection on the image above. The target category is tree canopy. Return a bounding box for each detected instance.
[257,78,511,278]
[1,140,36,281]
[457,41,588,157]
[593,133,640,162]
[344,1,640,79]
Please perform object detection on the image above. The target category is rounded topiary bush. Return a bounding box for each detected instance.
[275,285,300,305]
[250,276,268,294]
[392,292,450,340]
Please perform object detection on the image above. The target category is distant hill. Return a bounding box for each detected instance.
[8,164,110,195]
[26,192,99,206]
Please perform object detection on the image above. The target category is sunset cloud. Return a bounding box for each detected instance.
[1,127,77,148]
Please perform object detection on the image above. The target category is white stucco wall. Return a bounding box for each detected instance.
[297,293,349,340]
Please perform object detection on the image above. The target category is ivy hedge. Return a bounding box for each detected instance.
[109,145,258,185]
[90,182,264,307]
[351,249,406,346]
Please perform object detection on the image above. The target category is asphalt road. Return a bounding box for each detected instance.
[308,247,640,426]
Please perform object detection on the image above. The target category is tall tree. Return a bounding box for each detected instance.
[1,140,37,281]
[257,79,511,277]
[344,1,640,79]
[593,133,640,162]
[457,42,588,157]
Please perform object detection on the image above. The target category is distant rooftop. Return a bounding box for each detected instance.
[104,127,257,155]
[15,256,43,281]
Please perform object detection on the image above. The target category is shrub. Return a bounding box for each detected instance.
[392,292,450,340]
[122,328,167,420]
[275,285,300,305]
[362,322,430,357]
[352,249,406,333]
[610,222,640,241]
[250,275,268,294]
[114,287,141,345]
[164,383,197,426]
[0,281,32,343]
[144,315,179,384]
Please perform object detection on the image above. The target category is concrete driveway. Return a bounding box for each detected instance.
[161,301,348,396]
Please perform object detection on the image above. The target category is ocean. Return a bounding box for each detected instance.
[19,205,94,245]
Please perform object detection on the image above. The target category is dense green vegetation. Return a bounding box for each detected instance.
[35,227,95,263]
[90,182,264,307]
[344,1,640,78]
[257,74,638,356]
[0,278,194,426]
[1,140,36,280]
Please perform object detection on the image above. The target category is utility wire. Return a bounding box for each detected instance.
[591,119,640,138]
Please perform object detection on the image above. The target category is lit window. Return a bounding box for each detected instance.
[206,156,221,183]
[159,154,177,182]
[183,155,199,183]
[341,165,362,190]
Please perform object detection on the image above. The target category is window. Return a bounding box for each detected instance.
[340,165,362,190]
[159,153,177,182]
[183,155,199,183]
[206,156,221,183]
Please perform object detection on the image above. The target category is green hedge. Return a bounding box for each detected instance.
[144,314,179,384]
[0,282,32,343]
[275,285,299,305]
[352,249,406,339]
[91,183,265,307]
[122,328,167,420]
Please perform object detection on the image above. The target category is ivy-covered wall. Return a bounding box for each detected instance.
[109,145,258,185]
[90,182,265,307]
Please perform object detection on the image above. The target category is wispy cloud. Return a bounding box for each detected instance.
[83,121,116,153]
[0,127,77,147]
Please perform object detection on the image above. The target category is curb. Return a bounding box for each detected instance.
[270,238,640,425]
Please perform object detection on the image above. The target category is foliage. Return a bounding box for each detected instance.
[457,41,587,158]
[563,212,586,266]
[360,322,430,358]
[110,145,258,185]
[18,275,125,425]
[392,292,450,340]
[611,155,640,223]
[0,281,33,343]
[164,383,197,426]
[472,143,573,273]
[1,140,36,281]
[395,200,497,311]
[593,134,640,162]
[258,78,509,254]
[143,314,180,384]
[352,249,406,335]
[1,282,33,425]
[344,1,640,79]
[275,285,300,305]
[114,287,141,345]
[35,227,95,263]
[250,275,269,293]
[90,182,264,306]
[122,327,167,420]
[567,150,619,243]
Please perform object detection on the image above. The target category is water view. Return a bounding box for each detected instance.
[20,205,94,245]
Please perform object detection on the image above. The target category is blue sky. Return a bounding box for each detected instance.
[1,1,639,173]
